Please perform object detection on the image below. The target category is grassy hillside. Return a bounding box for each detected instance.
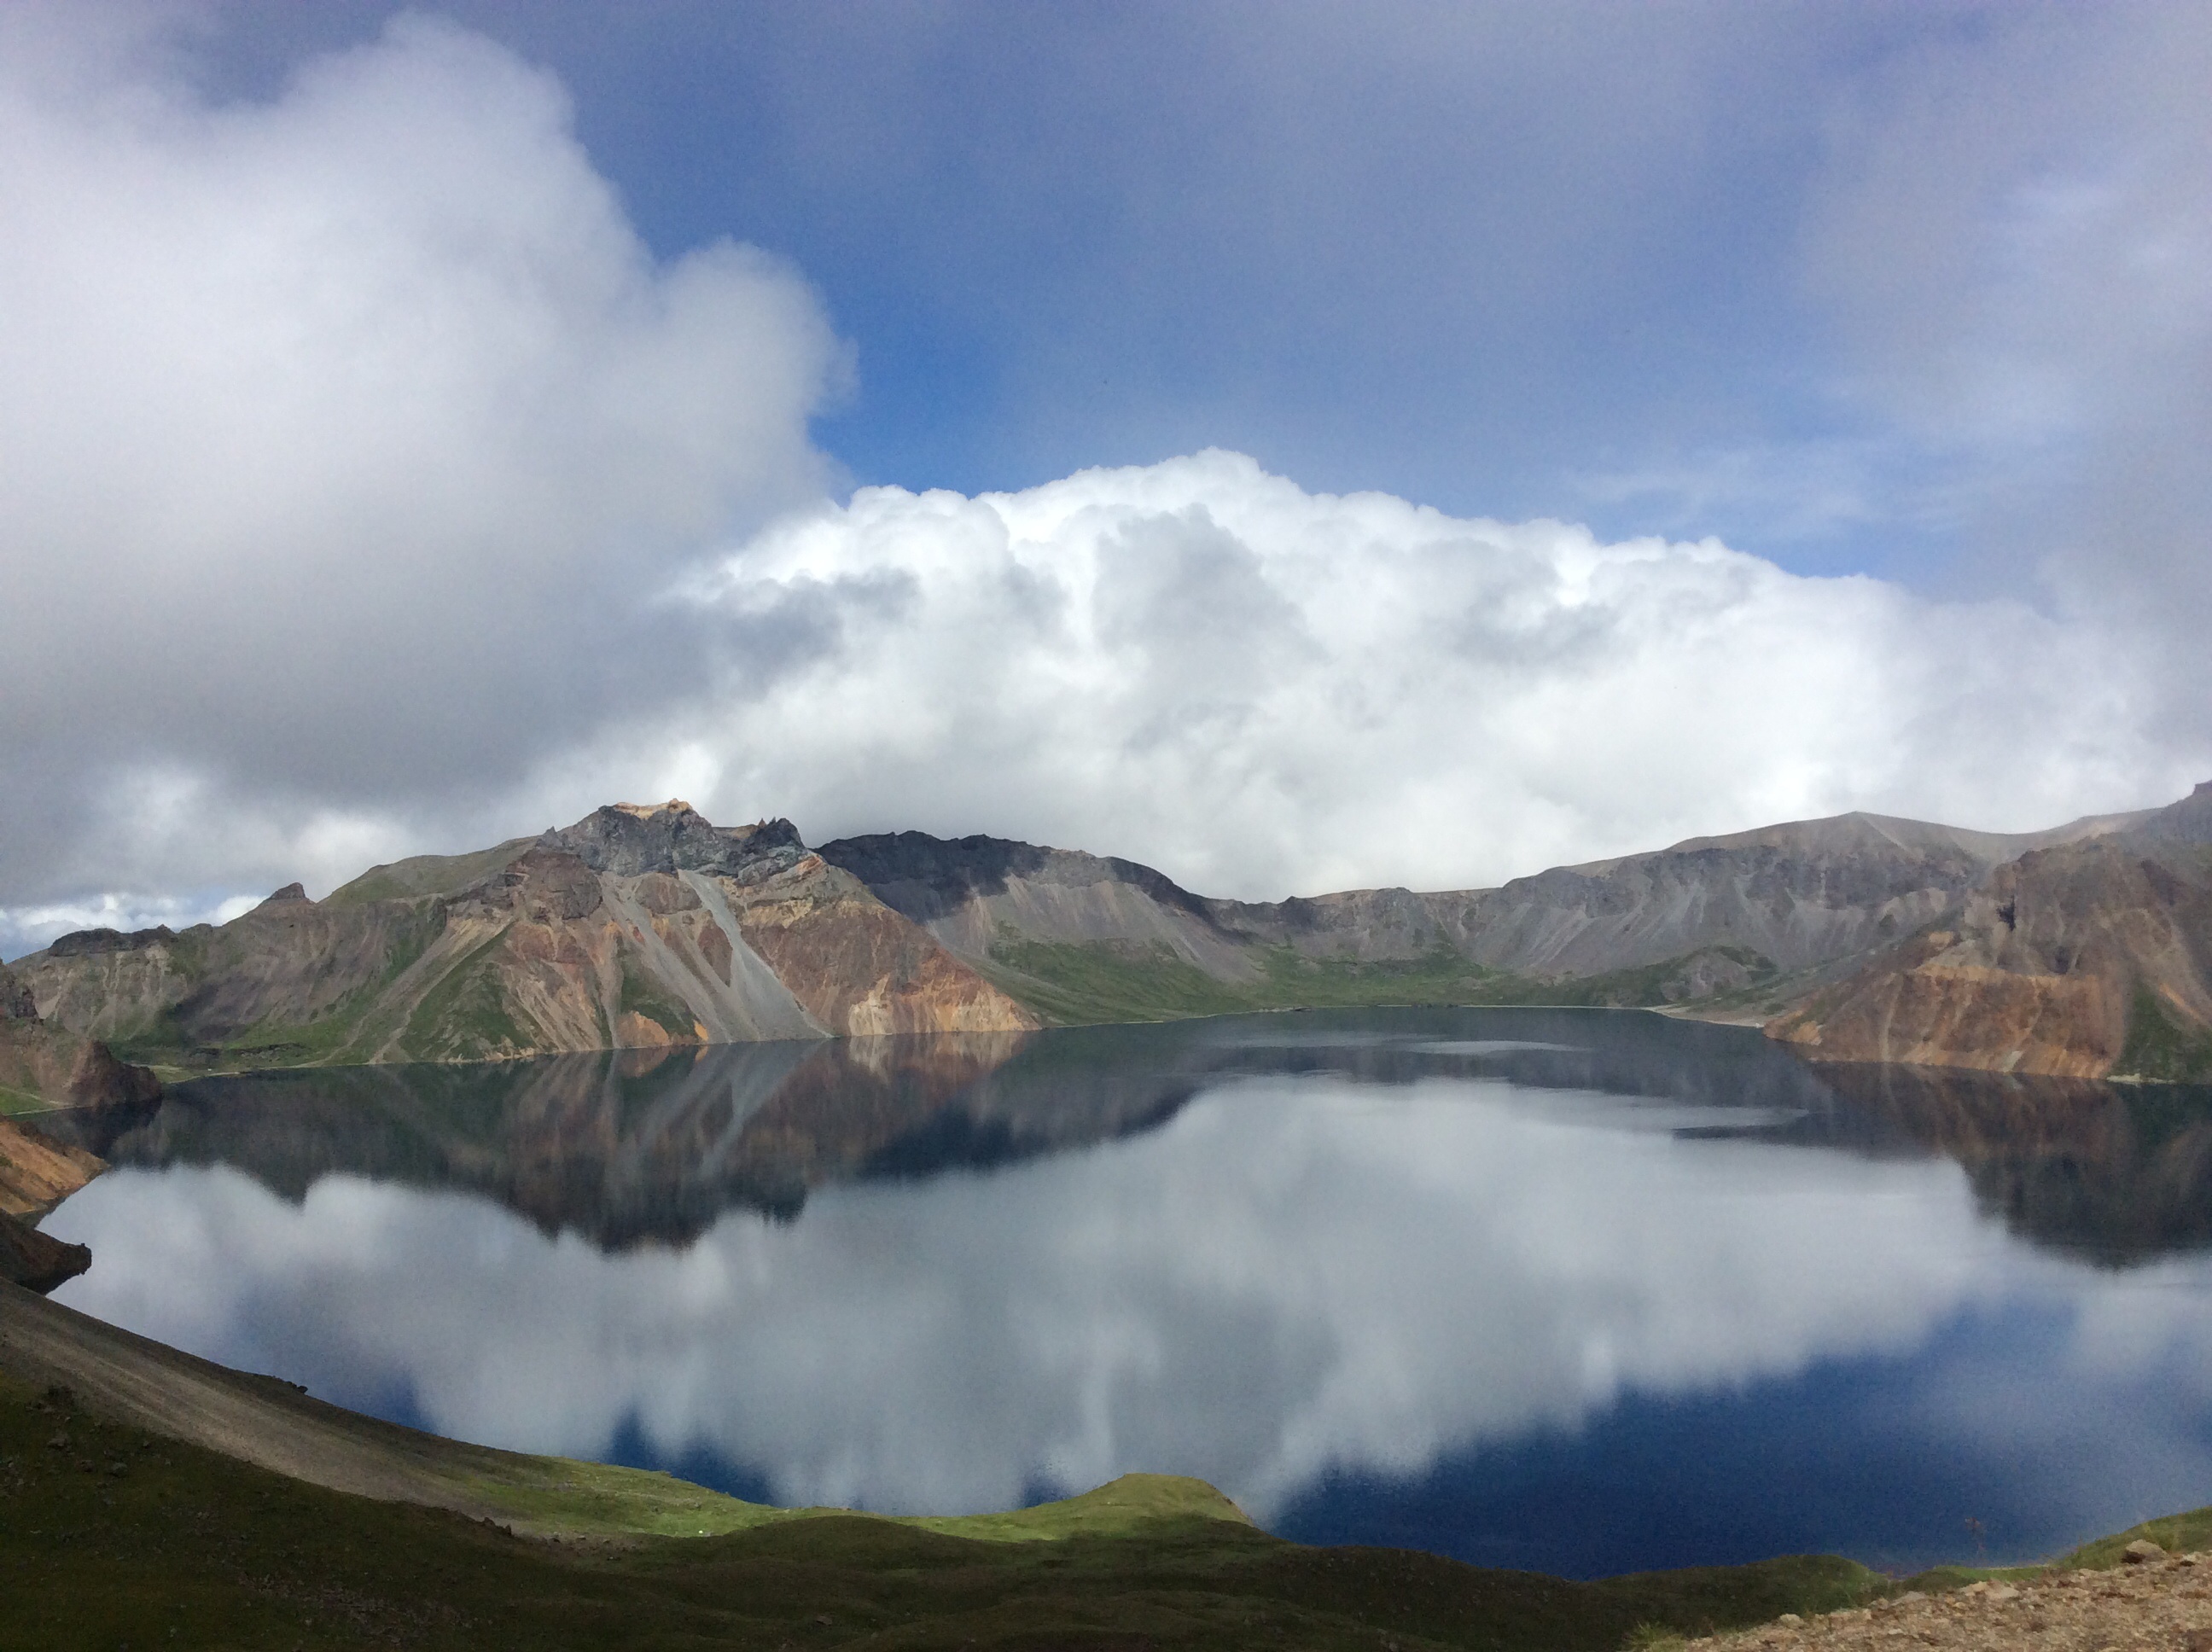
[0,1370,1901,1652]
[978,938,1784,1027]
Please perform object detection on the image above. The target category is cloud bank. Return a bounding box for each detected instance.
[2,8,2207,952]
[657,454,2185,901]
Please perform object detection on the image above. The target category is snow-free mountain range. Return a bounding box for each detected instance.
[5,782,2211,1108]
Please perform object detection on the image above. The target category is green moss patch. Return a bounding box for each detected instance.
[617,953,699,1039]
[2116,986,2212,1082]
[398,928,535,1062]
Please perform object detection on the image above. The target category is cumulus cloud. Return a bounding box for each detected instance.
[0,9,841,912]
[639,451,2189,901]
[48,1076,2212,1527]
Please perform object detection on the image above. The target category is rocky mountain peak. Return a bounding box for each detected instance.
[542,803,808,881]
[611,799,695,820]
[46,926,176,959]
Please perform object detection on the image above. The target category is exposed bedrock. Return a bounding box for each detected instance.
[1771,782,2212,1079]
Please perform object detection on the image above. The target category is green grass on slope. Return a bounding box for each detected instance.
[618,953,702,1041]
[1,1372,1917,1652]
[396,928,537,1062]
[324,839,535,906]
[0,1083,61,1118]
[101,908,447,1075]
[894,1473,1251,1541]
[2053,1505,2212,1568]
[980,938,1782,1027]
[2116,986,2212,1083]
[978,939,1257,1023]
[978,937,1528,1026]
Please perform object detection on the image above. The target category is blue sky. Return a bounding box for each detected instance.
[1,2,2208,941]
[188,0,2026,578]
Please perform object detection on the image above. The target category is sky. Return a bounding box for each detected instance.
[3,1,2209,951]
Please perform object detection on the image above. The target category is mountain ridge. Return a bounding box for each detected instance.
[15,802,1035,1073]
[19,790,2207,1080]
[1770,782,2212,1079]
[816,800,2161,1027]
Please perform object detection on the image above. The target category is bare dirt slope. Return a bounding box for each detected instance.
[0,1115,102,1217]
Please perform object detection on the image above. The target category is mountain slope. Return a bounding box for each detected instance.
[17,804,1035,1071]
[1769,783,2212,1079]
[0,959,161,1113]
[819,806,2146,1023]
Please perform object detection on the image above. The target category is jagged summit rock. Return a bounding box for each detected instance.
[47,926,175,959]
[544,801,807,882]
[258,882,308,906]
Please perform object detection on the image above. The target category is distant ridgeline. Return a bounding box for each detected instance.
[15,784,2212,1082]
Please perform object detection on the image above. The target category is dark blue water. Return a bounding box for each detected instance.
[41,1008,2212,1577]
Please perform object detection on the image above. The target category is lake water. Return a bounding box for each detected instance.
[40,1007,2212,1579]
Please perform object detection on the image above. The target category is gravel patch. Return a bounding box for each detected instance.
[1684,1547,2211,1652]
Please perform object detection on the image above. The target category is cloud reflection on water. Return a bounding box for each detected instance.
[55,1067,2186,1529]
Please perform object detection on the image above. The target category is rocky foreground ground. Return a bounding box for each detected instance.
[1683,1543,2208,1652]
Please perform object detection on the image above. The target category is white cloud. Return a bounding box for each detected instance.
[0,890,260,961]
[641,451,2193,900]
[0,9,842,903]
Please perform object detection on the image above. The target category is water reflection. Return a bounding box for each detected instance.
[40,1009,2212,1576]
[55,1009,2212,1265]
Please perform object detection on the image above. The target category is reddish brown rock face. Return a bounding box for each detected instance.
[1770,788,2212,1079]
[0,1115,105,1219]
[731,858,1041,1037]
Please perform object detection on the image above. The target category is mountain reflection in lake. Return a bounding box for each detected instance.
[44,1008,2212,1578]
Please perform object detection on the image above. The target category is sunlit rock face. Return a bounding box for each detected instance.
[14,804,1037,1071]
[1772,782,2212,1079]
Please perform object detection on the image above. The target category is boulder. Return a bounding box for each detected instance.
[0,1211,90,1294]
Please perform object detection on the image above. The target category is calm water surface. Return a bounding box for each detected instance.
[42,1008,2212,1577]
